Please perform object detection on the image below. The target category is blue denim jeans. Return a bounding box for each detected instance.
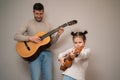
[63,75,75,80]
[28,50,52,80]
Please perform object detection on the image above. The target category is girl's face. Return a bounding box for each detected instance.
[73,37,85,49]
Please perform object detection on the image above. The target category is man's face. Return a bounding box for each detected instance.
[33,10,44,22]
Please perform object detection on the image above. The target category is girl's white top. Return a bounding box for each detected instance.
[58,47,91,80]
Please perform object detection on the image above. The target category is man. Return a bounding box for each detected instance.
[14,3,64,80]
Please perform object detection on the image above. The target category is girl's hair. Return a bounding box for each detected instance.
[71,30,88,42]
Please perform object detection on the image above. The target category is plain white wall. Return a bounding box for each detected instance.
[0,0,120,80]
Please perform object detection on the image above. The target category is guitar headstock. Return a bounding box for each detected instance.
[74,46,83,54]
[67,20,77,26]
[60,20,77,28]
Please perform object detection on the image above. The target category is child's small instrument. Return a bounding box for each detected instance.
[60,46,83,71]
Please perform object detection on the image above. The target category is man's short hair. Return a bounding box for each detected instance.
[33,3,44,11]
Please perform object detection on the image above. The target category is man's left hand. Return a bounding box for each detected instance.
[57,27,64,36]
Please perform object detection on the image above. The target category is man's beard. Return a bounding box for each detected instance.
[35,17,42,22]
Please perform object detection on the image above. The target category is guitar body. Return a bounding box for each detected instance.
[60,58,73,71]
[16,31,51,61]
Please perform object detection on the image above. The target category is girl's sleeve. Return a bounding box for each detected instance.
[58,48,73,60]
[79,48,91,60]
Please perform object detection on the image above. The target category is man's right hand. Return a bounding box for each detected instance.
[28,36,41,43]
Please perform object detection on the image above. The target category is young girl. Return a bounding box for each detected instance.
[58,31,91,80]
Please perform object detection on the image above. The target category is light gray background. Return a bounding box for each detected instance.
[0,0,120,80]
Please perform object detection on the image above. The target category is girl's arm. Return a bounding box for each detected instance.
[79,48,91,60]
[58,48,73,67]
[58,48,73,59]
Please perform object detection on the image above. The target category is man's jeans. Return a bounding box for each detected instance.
[28,50,52,80]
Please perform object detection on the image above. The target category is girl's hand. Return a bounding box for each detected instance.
[70,49,76,59]
[59,57,65,66]
[70,46,83,59]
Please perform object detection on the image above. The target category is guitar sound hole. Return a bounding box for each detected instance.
[24,41,30,51]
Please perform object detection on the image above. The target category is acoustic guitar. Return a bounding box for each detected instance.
[16,20,77,61]
[60,46,83,71]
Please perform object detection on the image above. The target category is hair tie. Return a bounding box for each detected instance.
[83,30,88,35]
[71,32,75,36]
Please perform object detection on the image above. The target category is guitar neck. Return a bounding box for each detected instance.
[65,54,74,61]
[40,23,68,40]
[40,27,60,40]
[40,20,77,40]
